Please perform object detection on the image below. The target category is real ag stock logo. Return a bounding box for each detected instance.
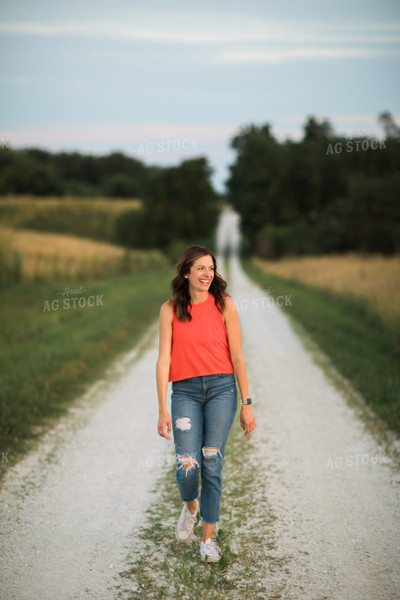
[326,138,387,155]
[42,286,104,312]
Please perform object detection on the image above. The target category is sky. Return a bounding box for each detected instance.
[0,0,399,191]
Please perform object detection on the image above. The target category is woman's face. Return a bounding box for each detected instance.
[186,254,215,294]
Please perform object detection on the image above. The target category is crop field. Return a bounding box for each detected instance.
[0,195,141,242]
[253,254,400,329]
[0,227,167,283]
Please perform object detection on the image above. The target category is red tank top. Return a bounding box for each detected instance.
[168,293,234,382]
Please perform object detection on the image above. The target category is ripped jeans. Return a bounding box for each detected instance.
[171,373,237,524]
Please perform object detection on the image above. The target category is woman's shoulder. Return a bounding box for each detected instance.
[222,293,236,309]
[160,299,174,319]
[221,294,238,320]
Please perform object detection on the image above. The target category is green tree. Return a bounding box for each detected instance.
[227,113,400,257]
[0,150,62,195]
[302,116,334,141]
[144,157,218,249]
[378,111,400,141]
[115,157,219,253]
[227,124,280,252]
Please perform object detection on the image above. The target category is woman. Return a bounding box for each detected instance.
[156,245,256,563]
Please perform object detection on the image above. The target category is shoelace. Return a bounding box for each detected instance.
[181,507,197,533]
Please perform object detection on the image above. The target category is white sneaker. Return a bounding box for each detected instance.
[200,538,221,563]
[175,500,198,543]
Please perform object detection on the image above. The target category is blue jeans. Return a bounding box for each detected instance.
[171,373,237,524]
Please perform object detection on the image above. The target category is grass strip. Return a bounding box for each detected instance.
[0,267,173,476]
[243,258,400,438]
[116,408,291,600]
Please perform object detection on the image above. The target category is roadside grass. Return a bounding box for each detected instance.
[0,226,168,283]
[0,267,173,477]
[243,258,400,438]
[0,195,141,242]
[117,408,290,600]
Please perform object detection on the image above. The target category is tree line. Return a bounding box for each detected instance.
[227,112,400,256]
[0,147,219,259]
[0,148,151,198]
[1,110,398,258]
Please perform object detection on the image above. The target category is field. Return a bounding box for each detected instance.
[0,195,141,242]
[0,226,168,282]
[253,254,400,329]
[0,195,174,475]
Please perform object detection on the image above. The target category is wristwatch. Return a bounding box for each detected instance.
[241,397,252,405]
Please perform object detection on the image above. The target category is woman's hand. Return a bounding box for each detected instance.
[240,406,256,435]
[158,411,172,440]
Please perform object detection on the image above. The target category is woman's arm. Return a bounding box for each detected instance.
[156,301,173,440]
[223,296,256,436]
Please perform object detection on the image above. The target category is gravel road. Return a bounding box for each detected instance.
[220,209,400,599]
[1,208,399,600]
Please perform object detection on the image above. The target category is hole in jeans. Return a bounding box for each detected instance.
[202,447,220,458]
[175,417,191,431]
[177,456,199,472]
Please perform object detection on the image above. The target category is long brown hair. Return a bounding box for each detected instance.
[170,245,228,321]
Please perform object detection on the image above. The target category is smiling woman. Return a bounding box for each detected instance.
[156,244,255,563]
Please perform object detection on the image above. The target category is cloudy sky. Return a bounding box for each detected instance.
[0,0,399,190]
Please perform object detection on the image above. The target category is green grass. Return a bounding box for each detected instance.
[116,400,290,600]
[0,267,173,476]
[243,258,400,438]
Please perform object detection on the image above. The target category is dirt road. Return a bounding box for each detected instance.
[1,208,399,599]
[220,209,400,599]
